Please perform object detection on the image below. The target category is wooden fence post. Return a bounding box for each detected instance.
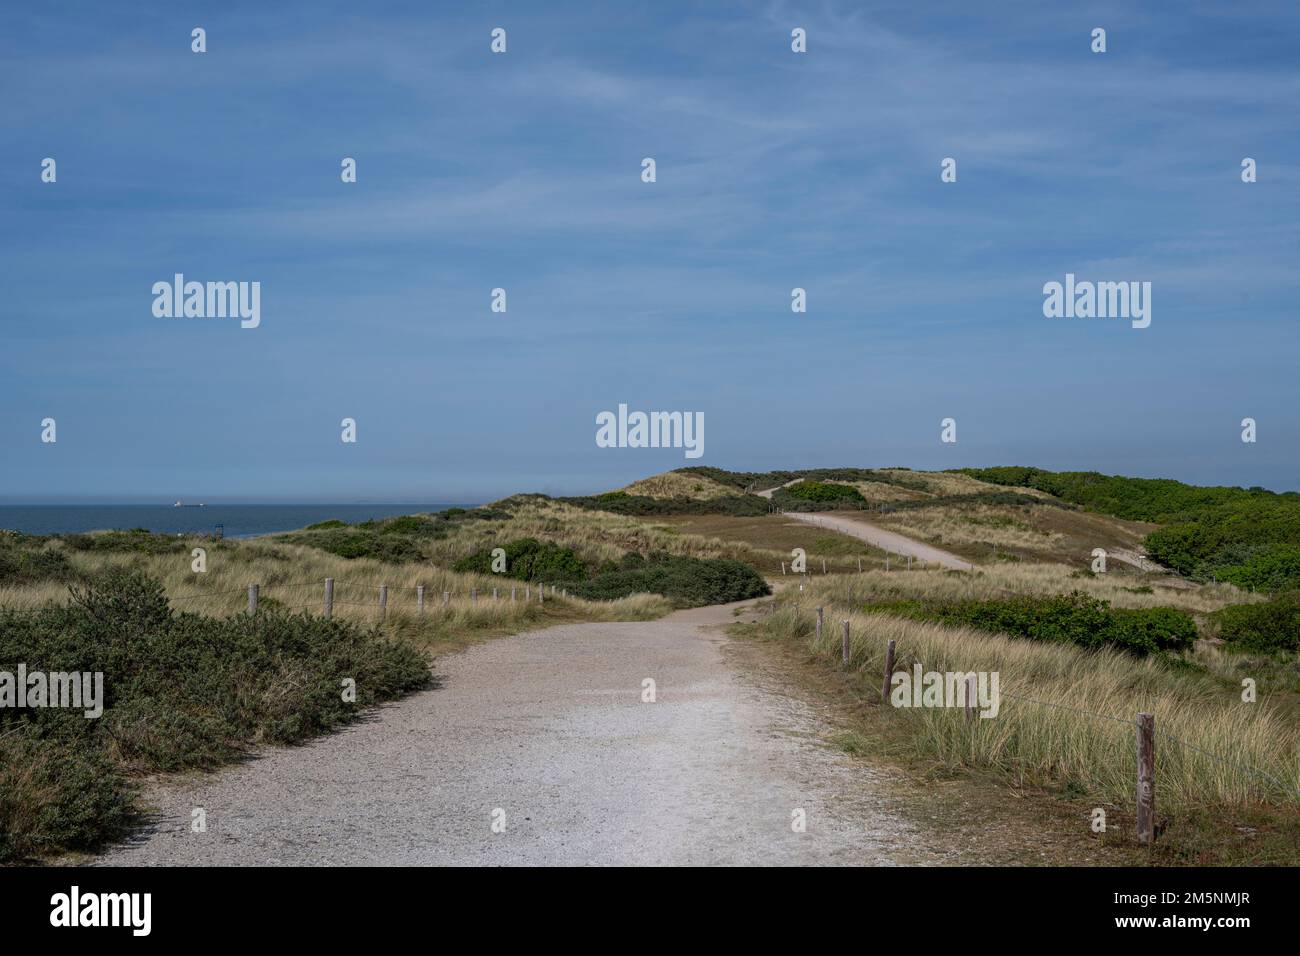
[822,558,827,574]
[1137,713,1156,845]
[965,674,977,723]
[526,585,530,600]
[881,639,896,704]
[885,554,890,572]
[816,606,824,641]
[442,590,450,606]
[417,585,425,614]
[858,557,862,573]
[538,585,544,604]
[323,578,334,620]
[378,585,388,620]
[841,620,850,666]
[907,555,912,571]
[781,561,786,575]
[492,587,498,600]
[247,584,258,615]
[511,587,516,602]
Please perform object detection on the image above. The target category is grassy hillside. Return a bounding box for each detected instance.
[5,462,1297,865]
[620,471,740,500]
[608,467,1157,573]
[740,575,1299,864]
[960,467,1300,591]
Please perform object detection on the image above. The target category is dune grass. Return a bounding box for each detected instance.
[0,534,672,643]
[804,562,1252,616]
[753,576,1298,818]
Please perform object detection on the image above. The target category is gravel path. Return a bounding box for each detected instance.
[783,512,974,570]
[94,602,939,866]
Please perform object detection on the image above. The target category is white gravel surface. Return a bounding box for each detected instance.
[94,602,940,866]
[783,512,974,570]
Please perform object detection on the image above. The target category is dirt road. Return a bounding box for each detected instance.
[782,512,973,571]
[95,602,941,866]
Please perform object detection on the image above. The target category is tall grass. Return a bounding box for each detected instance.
[807,563,1253,615]
[763,577,1298,810]
[420,497,841,575]
[0,537,672,646]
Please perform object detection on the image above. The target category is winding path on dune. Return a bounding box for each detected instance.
[781,512,974,571]
[754,480,971,571]
[94,602,944,866]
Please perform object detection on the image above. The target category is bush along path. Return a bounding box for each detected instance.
[0,569,430,863]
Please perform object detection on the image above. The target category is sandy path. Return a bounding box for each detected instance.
[94,602,939,866]
[783,512,974,571]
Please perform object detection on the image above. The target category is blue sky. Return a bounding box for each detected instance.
[2,1,1297,502]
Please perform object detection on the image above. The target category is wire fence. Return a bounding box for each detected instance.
[765,599,1299,842]
[162,578,573,617]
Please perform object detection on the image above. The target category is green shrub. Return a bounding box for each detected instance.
[782,480,865,504]
[869,590,1197,656]
[1212,594,1300,654]
[378,515,445,537]
[61,529,187,556]
[0,568,430,862]
[562,552,769,606]
[558,492,768,517]
[277,527,425,562]
[453,539,769,606]
[960,466,1300,591]
[0,536,76,585]
[453,538,588,581]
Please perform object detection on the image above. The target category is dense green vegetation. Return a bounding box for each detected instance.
[780,480,866,504]
[867,591,1198,656]
[562,552,770,606]
[0,533,77,585]
[453,537,587,581]
[959,467,1300,591]
[62,528,189,556]
[277,507,509,561]
[0,569,430,863]
[1212,593,1300,654]
[677,466,929,494]
[557,491,769,517]
[454,538,769,607]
